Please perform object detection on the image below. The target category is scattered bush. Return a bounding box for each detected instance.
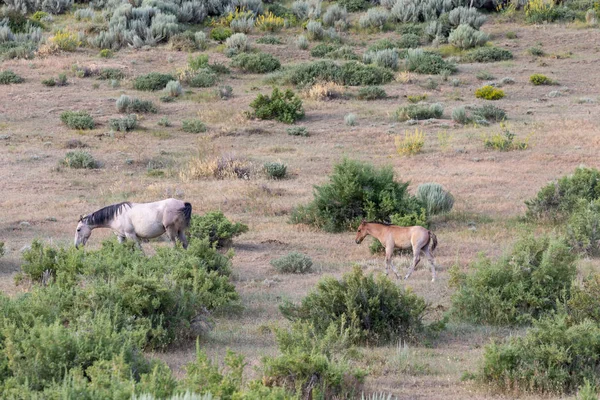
[231,52,281,73]
[188,70,218,88]
[451,106,470,124]
[395,128,425,156]
[169,31,198,51]
[195,31,208,50]
[116,95,157,113]
[280,266,427,344]
[448,6,487,29]
[264,162,287,179]
[0,69,24,84]
[448,24,488,49]
[133,73,176,91]
[255,12,284,32]
[480,314,600,394]
[290,158,423,232]
[528,45,545,56]
[344,113,357,126]
[338,0,368,12]
[359,8,390,31]
[525,0,577,24]
[416,183,454,216]
[182,119,207,133]
[475,85,505,100]
[271,252,313,273]
[42,74,68,87]
[566,199,600,256]
[483,124,528,151]
[407,94,427,103]
[472,104,506,122]
[404,49,456,75]
[287,126,309,136]
[568,273,600,324]
[287,61,395,87]
[323,4,349,29]
[210,26,233,42]
[164,80,183,97]
[526,167,600,221]
[60,110,95,130]
[61,151,98,169]
[306,20,324,40]
[256,35,283,44]
[463,46,513,63]
[109,114,138,132]
[450,235,577,325]
[249,87,305,124]
[363,49,399,70]
[188,211,248,248]
[357,86,386,100]
[296,35,309,50]
[395,103,443,121]
[225,32,249,55]
[49,30,80,51]
[217,85,233,99]
[97,68,125,80]
[310,43,338,58]
[530,73,554,85]
[476,70,494,80]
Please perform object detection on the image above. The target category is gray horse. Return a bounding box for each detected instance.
[74,198,192,249]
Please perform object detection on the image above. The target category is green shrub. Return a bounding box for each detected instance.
[0,69,24,84]
[310,43,339,57]
[188,211,248,248]
[404,49,456,75]
[480,314,600,394]
[0,242,4,257]
[528,45,545,56]
[288,60,394,87]
[483,124,528,151]
[133,73,176,91]
[188,54,209,70]
[256,35,283,44]
[338,0,368,12]
[188,69,218,87]
[566,199,600,256]
[116,95,157,113]
[525,167,600,220]
[525,1,577,24]
[471,104,506,122]
[450,235,577,325]
[476,70,494,80]
[109,114,138,132]
[287,126,309,136]
[99,49,113,58]
[448,24,488,49]
[262,322,365,399]
[182,119,207,133]
[271,252,313,273]
[395,103,443,121]
[60,110,95,130]
[463,46,513,63]
[357,86,387,100]
[451,106,470,124]
[416,183,454,215]
[568,273,600,325]
[210,26,233,42]
[249,87,305,124]
[475,85,505,100]
[231,52,281,73]
[97,67,124,80]
[326,46,360,60]
[264,162,287,179]
[290,158,423,232]
[280,267,426,344]
[398,33,421,48]
[530,73,553,85]
[164,80,183,97]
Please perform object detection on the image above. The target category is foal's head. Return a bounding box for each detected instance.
[355,220,369,244]
[74,216,92,248]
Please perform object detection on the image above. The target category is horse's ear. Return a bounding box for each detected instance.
[79,214,83,222]
[361,219,366,223]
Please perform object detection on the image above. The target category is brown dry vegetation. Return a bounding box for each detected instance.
[1,12,600,399]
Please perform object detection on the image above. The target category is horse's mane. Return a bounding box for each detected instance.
[84,202,131,226]
[366,221,392,226]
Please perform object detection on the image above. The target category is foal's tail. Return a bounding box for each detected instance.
[181,202,192,228]
[428,231,438,252]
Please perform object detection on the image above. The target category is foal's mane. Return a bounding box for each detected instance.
[366,221,392,226]
[84,202,131,226]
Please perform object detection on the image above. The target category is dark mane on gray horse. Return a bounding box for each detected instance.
[84,202,131,226]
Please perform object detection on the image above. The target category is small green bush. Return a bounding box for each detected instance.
[287,126,309,136]
[450,235,577,325]
[288,60,394,87]
[568,273,600,325]
[530,73,553,85]
[133,73,176,91]
[0,242,3,257]
[188,69,218,88]
[357,86,387,100]
[188,211,248,248]
[280,266,426,344]
[416,183,454,215]
[61,151,98,169]
[182,119,207,133]
[60,111,95,130]
[525,167,600,220]
[475,85,505,100]
[109,114,138,132]
[404,49,456,75]
[463,46,513,63]
[451,106,470,124]
[98,49,113,58]
[264,162,287,179]
[472,104,506,122]
[290,158,423,232]
[395,103,443,121]
[116,95,157,113]
[528,46,545,56]
[231,52,281,73]
[338,0,368,12]
[310,43,339,57]
[525,1,577,24]
[0,69,24,84]
[480,314,600,394]
[448,24,489,49]
[97,68,124,80]
[483,125,528,151]
[566,199,600,256]
[249,87,305,124]
[188,54,209,71]
[210,26,233,42]
[271,252,313,273]
[256,35,283,44]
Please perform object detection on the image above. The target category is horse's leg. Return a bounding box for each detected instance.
[117,234,125,244]
[178,230,189,249]
[386,240,400,279]
[404,246,421,280]
[125,232,143,251]
[424,246,437,282]
[165,226,179,248]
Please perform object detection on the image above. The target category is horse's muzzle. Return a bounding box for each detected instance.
[355,239,361,244]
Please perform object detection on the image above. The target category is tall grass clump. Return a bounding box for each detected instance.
[395,129,425,156]
[271,252,313,273]
[280,266,426,344]
[525,0,577,24]
[416,183,454,215]
[526,166,600,221]
[188,211,248,248]
[60,110,95,130]
[61,151,98,169]
[395,103,443,121]
[133,73,176,91]
[249,87,304,124]
[290,158,424,232]
[116,95,157,113]
[450,235,577,325]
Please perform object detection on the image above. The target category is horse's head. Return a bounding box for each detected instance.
[74,215,92,248]
[355,220,368,244]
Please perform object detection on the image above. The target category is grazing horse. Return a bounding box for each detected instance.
[74,198,192,249]
[355,221,439,282]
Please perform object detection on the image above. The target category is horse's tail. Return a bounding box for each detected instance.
[181,202,192,228]
[428,230,438,252]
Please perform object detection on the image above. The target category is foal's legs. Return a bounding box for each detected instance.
[424,245,437,282]
[385,242,401,279]
[404,246,422,281]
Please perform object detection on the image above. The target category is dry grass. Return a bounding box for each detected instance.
[1,17,600,400]
[305,81,345,101]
